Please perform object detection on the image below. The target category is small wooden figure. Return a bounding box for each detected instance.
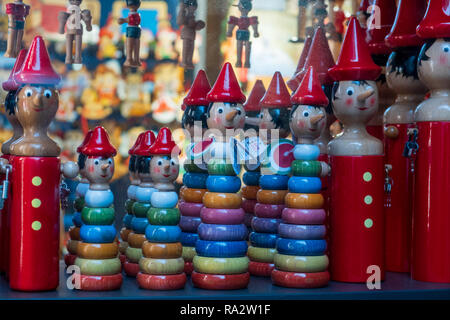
[118,0,142,68]
[177,0,205,69]
[4,0,30,58]
[58,0,93,64]
[243,79,265,131]
[227,0,259,69]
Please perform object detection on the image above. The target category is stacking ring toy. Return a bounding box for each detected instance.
[203,192,242,209]
[207,159,236,176]
[206,175,241,193]
[180,187,207,203]
[85,189,114,208]
[142,242,183,259]
[278,223,326,239]
[247,246,277,263]
[69,226,81,240]
[147,208,180,226]
[248,261,275,277]
[183,173,208,189]
[180,231,199,247]
[191,272,250,290]
[193,256,249,274]
[73,212,83,227]
[271,270,330,288]
[249,232,278,248]
[122,214,133,229]
[77,242,119,259]
[281,208,326,224]
[120,228,131,242]
[79,274,123,291]
[74,198,85,212]
[291,160,322,177]
[200,207,245,225]
[131,217,149,234]
[288,176,322,193]
[125,246,143,263]
[241,199,257,213]
[179,216,202,232]
[127,232,147,248]
[145,225,182,243]
[123,260,140,276]
[251,217,281,233]
[139,257,185,274]
[241,185,259,200]
[276,238,327,256]
[182,246,196,261]
[273,254,329,273]
[132,202,151,218]
[285,193,324,209]
[67,239,79,254]
[243,171,260,186]
[196,240,248,258]
[256,189,288,205]
[151,191,178,208]
[293,144,320,161]
[259,175,289,190]
[80,225,116,243]
[254,203,285,218]
[178,201,203,217]
[137,272,186,290]
[197,223,248,241]
[184,163,208,174]
[75,257,122,275]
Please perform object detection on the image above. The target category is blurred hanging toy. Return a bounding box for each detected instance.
[227,0,259,69]
[177,0,205,69]
[4,0,30,58]
[58,0,93,64]
[118,0,142,68]
[289,0,311,43]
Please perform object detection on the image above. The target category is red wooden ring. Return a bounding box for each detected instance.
[119,254,126,265]
[200,207,245,225]
[64,254,77,267]
[254,203,285,218]
[281,208,326,225]
[123,261,140,277]
[137,272,187,290]
[184,261,194,275]
[178,200,203,217]
[79,274,123,291]
[271,269,330,288]
[249,261,275,277]
[191,271,250,290]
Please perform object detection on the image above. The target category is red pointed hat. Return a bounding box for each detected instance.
[77,130,93,154]
[2,49,27,91]
[291,66,329,107]
[133,130,157,156]
[416,0,450,39]
[385,0,427,48]
[15,36,61,86]
[148,127,180,155]
[260,72,291,108]
[183,70,211,109]
[328,17,382,81]
[243,80,266,112]
[81,126,117,157]
[287,33,313,91]
[207,62,246,103]
[129,132,145,155]
[366,0,397,55]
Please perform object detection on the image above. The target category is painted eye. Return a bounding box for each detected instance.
[94,160,99,165]
[218,107,224,114]
[108,159,112,165]
[170,159,176,166]
[443,46,450,53]
[303,111,309,117]
[24,88,33,97]
[157,160,163,166]
[237,109,242,115]
[44,89,52,99]
[347,87,354,96]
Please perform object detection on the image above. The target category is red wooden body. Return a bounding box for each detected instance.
[329,155,385,283]
[0,154,12,275]
[367,125,384,141]
[412,121,450,283]
[9,156,61,291]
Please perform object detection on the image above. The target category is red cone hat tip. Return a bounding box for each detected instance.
[183,70,211,107]
[291,66,329,107]
[243,80,266,112]
[133,130,157,156]
[77,130,93,154]
[81,126,117,157]
[207,62,246,104]
[3,49,27,91]
[287,34,313,91]
[129,132,145,155]
[148,127,180,155]
[260,72,291,108]
[416,0,450,39]
[366,0,397,55]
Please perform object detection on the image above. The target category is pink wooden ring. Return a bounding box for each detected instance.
[249,261,275,277]
[178,200,203,217]
[200,207,246,225]
[242,199,257,213]
[281,208,326,225]
[254,203,285,218]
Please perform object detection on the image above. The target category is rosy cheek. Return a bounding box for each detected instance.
[345,98,353,107]
[214,116,221,124]
[109,167,113,173]
[297,121,305,129]
[154,167,160,173]
[171,169,177,174]
[88,165,94,173]
[369,97,376,107]
[238,118,245,127]
[439,54,448,66]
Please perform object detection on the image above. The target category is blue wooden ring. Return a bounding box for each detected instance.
[145,225,181,243]
[251,217,282,233]
[249,232,278,248]
[206,175,242,193]
[259,175,289,190]
[72,211,83,227]
[276,238,327,256]
[243,171,261,186]
[196,240,248,258]
[183,173,208,189]
[197,223,248,241]
[179,216,202,233]
[278,223,327,240]
[122,214,133,229]
[288,176,322,193]
[181,232,199,247]
[80,225,116,243]
[293,144,320,161]
[84,189,114,208]
[131,217,149,234]
[151,191,178,208]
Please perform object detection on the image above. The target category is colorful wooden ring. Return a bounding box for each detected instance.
[247,246,277,263]
[200,207,245,225]
[77,242,119,259]
[285,193,324,209]
[78,273,123,291]
[127,232,147,248]
[251,217,281,233]
[125,199,135,214]
[147,208,180,226]
[127,184,137,199]
[259,175,289,190]
[254,203,285,218]
[139,257,185,274]
[241,185,259,200]
[67,239,79,254]
[125,246,143,263]
[195,240,248,258]
[74,197,85,212]
[132,202,151,218]
[184,261,194,275]
[119,241,128,254]
[120,227,132,242]
[142,241,183,259]
[135,186,156,203]
[249,232,278,248]
[203,192,242,209]
[182,246,196,262]
[178,200,203,217]
[137,272,186,290]
[65,254,77,267]
[183,173,208,189]
[244,212,254,227]
[206,175,241,193]
[69,226,81,241]
[181,231,199,247]
[184,163,208,174]
[197,223,248,241]
[291,160,322,177]
[122,214,133,229]
[281,208,326,224]
[75,257,122,275]
[72,211,83,227]
[179,215,202,232]
[248,261,274,277]
[243,171,260,186]
[271,269,330,288]
[180,187,207,204]
[145,225,182,243]
[85,189,114,208]
[241,199,257,213]
[123,261,140,277]
[151,191,178,208]
[256,189,288,205]
[293,144,320,161]
[131,217,149,234]
[207,160,237,176]
[278,223,326,239]
[276,238,327,256]
[274,254,329,273]
[81,207,115,225]
[191,271,250,290]
[288,176,322,193]
[193,256,249,274]
[80,225,116,243]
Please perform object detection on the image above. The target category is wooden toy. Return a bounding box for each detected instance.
[289,0,310,43]
[123,131,157,277]
[383,0,428,273]
[327,17,384,283]
[177,0,205,69]
[137,128,186,290]
[272,66,330,288]
[227,0,259,68]
[118,0,142,68]
[4,0,30,58]
[243,80,266,132]
[412,0,450,283]
[287,31,313,91]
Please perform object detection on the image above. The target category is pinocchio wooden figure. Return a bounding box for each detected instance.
[118,0,142,68]
[4,0,30,58]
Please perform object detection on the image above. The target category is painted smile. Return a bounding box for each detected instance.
[101,174,108,178]
[309,128,317,132]
[225,126,234,129]
[358,107,368,111]
[33,107,44,112]
[163,174,170,177]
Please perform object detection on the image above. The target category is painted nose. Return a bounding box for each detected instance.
[245,116,261,126]
[357,89,374,102]
[226,110,238,122]
[101,164,110,170]
[164,164,170,171]
[310,114,325,126]
[32,93,42,105]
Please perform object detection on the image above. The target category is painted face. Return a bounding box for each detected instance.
[290,105,325,140]
[418,39,450,89]
[258,108,276,130]
[150,155,179,184]
[386,50,427,95]
[85,156,115,184]
[207,102,246,134]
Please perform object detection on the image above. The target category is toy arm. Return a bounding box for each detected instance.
[250,16,259,38]
[118,16,129,25]
[81,9,93,31]
[176,2,186,26]
[195,20,205,30]
[58,11,70,34]
[227,16,238,37]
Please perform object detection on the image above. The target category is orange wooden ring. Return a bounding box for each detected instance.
[120,227,132,242]
[203,192,242,209]
[256,189,288,205]
[285,193,324,209]
[77,242,119,259]
[79,274,123,291]
[119,241,128,254]
[67,239,79,255]
[142,241,183,259]
[69,226,80,241]
[241,185,259,200]
[180,186,207,203]
[128,232,147,248]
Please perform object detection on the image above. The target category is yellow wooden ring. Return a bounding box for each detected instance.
[139,257,185,275]
[203,192,242,209]
[182,246,196,262]
[241,185,259,200]
[285,193,324,209]
[125,246,143,263]
[128,232,147,248]
[75,257,122,276]
[247,246,276,263]
[256,189,288,205]
[69,226,80,241]
[78,242,119,259]
[119,241,128,254]
[193,256,249,274]
[180,186,207,203]
[274,254,329,273]
[67,239,79,255]
[142,241,182,259]
[120,228,131,242]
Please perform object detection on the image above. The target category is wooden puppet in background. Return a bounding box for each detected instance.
[289,0,310,43]
[58,0,93,64]
[4,0,30,58]
[227,0,259,69]
[177,0,205,69]
[118,0,142,68]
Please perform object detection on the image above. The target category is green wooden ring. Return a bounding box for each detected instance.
[75,257,122,276]
[274,253,329,273]
[132,202,152,218]
[184,163,208,173]
[74,197,85,212]
[182,246,196,262]
[147,207,180,226]
[81,207,115,225]
[125,246,143,263]
[139,257,185,275]
[247,246,276,263]
[193,256,249,274]
[125,199,135,214]
[207,159,236,176]
[291,160,322,177]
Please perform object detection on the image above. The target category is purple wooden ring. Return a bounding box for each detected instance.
[251,217,282,233]
[197,223,248,241]
[178,200,203,217]
[282,208,326,225]
[200,207,245,225]
[244,212,254,227]
[179,216,202,233]
[254,203,285,218]
[242,199,257,214]
[278,223,327,240]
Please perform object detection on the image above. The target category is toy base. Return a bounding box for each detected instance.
[249,261,274,277]
[119,254,126,265]
[123,261,140,277]
[184,261,194,275]
[271,269,330,288]
[78,274,123,291]
[64,254,77,267]
[191,271,250,290]
[137,272,187,290]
